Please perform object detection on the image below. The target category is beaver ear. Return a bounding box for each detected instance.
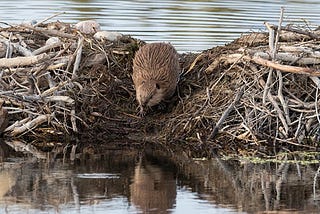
[156,83,160,89]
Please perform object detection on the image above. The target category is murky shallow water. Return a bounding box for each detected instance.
[1,0,320,52]
[0,143,320,214]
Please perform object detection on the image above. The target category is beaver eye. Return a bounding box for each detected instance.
[156,83,160,89]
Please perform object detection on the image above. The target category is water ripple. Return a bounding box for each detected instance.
[0,0,319,52]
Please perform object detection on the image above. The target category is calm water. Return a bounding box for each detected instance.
[0,0,320,52]
[1,142,320,214]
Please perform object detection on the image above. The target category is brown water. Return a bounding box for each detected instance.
[1,142,320,213]
[1,0,320,52]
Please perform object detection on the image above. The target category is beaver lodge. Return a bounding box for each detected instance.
[1,16,320,158]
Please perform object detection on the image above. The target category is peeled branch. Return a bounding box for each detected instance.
[0,100,9,134]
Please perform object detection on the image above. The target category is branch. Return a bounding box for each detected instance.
[207,86,245,140]
[0,53,49,68]
[246,55,320,76]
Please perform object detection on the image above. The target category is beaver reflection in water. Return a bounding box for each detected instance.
[132,43,180,116]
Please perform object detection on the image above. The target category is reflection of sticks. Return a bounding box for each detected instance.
[71,177,80,211]
[261,172,271,211]
[207,86,244,140]
[5,139,47,159]
[275,160,289,209]
[313,165,320,200]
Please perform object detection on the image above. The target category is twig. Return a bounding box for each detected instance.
[4,118,30,133]
[184,53,204,76]
[270,24,320,40]
[267,93,289,137]
[207,86,245,140]
[263,22,274,105]
[313,77,320,124]
[34,12,66,27]
[273,7,284,59]
[23,25,75,39]
[5,32,13,58]
[72,36,84,78]
[71,107,78,133]
[0,40,33,56]
[32,41,63,55]
[274,8,291,129]
[277,70,291,125]
[294,113,303,139]
[43,95,74,105]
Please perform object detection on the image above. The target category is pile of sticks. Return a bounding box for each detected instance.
[162,9,320,154]
[0,17,139,142]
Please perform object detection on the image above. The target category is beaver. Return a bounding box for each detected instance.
[132,43,180,115]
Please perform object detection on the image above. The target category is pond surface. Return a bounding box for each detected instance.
[1,0,320,52]
[0,142,320,213]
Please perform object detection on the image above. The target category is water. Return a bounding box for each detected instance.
[0,143,320,213]
[0,0,320,52]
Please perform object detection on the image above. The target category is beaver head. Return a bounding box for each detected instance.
[136,79,165,111]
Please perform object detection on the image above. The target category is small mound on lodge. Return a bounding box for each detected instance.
[1,19,320,157]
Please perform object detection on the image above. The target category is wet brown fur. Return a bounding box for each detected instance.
[132,43,180,114]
